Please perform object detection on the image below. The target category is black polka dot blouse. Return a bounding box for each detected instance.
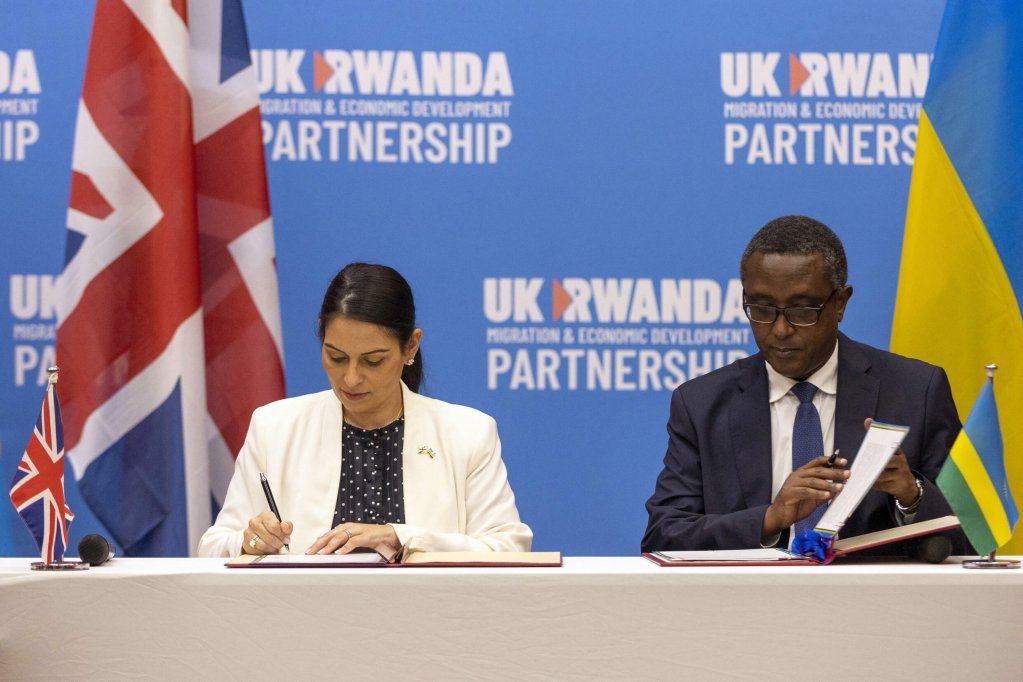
[333,416,406,525]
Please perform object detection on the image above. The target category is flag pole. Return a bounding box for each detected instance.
[29,366,88,571]
[963,364,1021,569]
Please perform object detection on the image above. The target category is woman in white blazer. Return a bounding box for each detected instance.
[198,263,531,559]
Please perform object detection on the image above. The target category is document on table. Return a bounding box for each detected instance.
[226,550,562,568]
[651,548,795,562]
[816,421,909,534]
[644,515,959,566]
[228,552,387,567]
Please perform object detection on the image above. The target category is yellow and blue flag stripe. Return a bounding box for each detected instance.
[891,1,1023,552]
[938,380,1018,555]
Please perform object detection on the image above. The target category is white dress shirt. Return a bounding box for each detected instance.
[765,341,839,546]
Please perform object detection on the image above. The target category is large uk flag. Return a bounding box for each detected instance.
[57,0,285,556]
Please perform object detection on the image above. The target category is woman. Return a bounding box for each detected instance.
[198,263,532,558]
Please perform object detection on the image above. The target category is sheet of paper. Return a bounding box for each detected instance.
[251,552,386,565]
[816,421,909,534]
[652,548,793,562]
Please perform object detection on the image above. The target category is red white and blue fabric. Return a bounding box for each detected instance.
[9,383,75,564]
[57,0,285,556]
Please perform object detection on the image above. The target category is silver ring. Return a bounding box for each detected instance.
[342,529,352,541]
[249,535,258,549]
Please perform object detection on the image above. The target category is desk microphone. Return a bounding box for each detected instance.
[908,535,952,564]
[78,534,115,566]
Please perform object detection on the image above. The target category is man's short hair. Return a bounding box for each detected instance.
[740,215,848,288]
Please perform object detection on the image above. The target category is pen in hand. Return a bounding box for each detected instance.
[826,449,840,468]
[259,472,289,552]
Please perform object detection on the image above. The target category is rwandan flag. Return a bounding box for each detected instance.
[938,379,1018,556]
[891,1,1023,552]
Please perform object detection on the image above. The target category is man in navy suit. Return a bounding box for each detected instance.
[642,215,963,552]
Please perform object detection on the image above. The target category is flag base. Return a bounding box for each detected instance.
[30,560,89,571]
[962,558,1021,569]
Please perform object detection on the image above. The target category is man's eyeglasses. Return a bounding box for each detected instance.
[743,289,839,327]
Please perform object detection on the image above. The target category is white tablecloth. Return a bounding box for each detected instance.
[1,556,1020,679]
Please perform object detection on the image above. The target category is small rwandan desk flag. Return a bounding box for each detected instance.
[890,0,1023,552]
[937,374,1019,556]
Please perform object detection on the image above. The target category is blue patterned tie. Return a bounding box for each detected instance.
[791,381,825,538]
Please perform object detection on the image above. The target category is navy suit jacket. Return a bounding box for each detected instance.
[642,333,967,553]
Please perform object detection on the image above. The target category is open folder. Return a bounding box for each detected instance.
[645,515,961,566]
[226,550,563,568]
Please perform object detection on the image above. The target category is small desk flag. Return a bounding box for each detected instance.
[9,376,74,564]
[937,378,1019,556]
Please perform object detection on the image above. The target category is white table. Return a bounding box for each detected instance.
[1,556,1020,680]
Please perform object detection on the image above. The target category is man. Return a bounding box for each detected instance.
[642,215,964,552]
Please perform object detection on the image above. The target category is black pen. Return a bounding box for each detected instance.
[259,472,289,551]
[826,449,840,467]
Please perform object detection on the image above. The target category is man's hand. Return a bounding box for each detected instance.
[761,455,849,543]
[864,418,919,505]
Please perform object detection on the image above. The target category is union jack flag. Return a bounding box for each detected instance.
[56,0,285,556]
[10,378,75,564]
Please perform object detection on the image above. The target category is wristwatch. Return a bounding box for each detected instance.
[895,477,924,515]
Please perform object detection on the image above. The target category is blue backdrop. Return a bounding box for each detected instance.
[0,0,945,555]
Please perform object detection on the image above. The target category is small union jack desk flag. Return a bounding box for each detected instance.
[9,369,74,564]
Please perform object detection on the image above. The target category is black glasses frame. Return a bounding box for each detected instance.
[742,289,839,327]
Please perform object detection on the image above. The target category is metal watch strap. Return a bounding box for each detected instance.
[895,477,924,514]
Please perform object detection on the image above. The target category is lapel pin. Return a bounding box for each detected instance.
[417,446,436,459]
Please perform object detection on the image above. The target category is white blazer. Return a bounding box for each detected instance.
[197,384,532,557]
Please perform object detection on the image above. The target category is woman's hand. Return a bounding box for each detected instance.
[307,523,401,561]
[243,512,293,555]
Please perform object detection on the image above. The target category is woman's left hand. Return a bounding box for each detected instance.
[307,523,401,561]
